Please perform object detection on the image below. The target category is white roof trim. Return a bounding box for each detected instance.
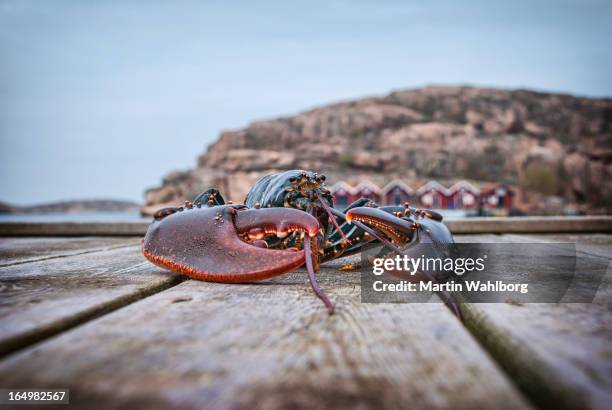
[381,179,415,194]
[331,180,485,197]
[416,180,450,195]
[448,181,480,194]
[353,180,382,193]
[329,181,356,195]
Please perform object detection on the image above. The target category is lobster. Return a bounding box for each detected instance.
[142,170,455,315]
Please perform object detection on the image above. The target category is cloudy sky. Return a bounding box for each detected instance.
[1,0,611,204]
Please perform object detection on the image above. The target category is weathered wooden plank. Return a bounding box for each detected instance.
[454,234,612,410]
[456,234,612,302]
[502,233,612,303]
[0,236,140,266]
[447,216,612,234]
[463,303,612,410]
[0,245,181,357]
[1,216,611,237]
[502,233,612,260]
[463,234,612,302]
[0,267,531,410]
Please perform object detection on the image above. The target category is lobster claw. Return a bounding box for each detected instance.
[346,207,455,281]
[345,206,461,319]
[345,206,454,246]
[142,205,320,282]
[345,206,455,277]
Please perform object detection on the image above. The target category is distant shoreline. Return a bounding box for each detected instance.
[0,211,150,223]
[0,199,142,215]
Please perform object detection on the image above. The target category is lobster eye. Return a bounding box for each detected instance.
[289,176,297,182]
[319,175,326,181]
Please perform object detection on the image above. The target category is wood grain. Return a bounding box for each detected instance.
[502,233,612,304]
[456,233,612,303]
[502,233,612,260]
[447,217,612,234]
[454,234,612,410]
[0,267,531,410]
[0,236,139,266]
[0,245,181,357]
[463,303,612,410]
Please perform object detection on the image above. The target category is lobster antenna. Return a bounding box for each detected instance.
[316,193,349,242]
[303,238,335,315]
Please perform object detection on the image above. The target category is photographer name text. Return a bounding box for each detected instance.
[372,280,528,294]
[371,255,529,294]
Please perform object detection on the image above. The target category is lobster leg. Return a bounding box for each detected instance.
[152,189,231,220]
[193,188,226,207]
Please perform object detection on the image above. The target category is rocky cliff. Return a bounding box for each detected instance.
[143,86,612,214]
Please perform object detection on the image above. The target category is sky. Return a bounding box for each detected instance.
[1,0,611,205]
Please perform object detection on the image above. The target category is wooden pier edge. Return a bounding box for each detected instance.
[0,216,611,236]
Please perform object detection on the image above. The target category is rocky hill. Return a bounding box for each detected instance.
[143,86,612,215]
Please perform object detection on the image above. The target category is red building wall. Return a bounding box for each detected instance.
[384,187,412,206]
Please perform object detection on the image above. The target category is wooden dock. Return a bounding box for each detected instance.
[0,217,610,409]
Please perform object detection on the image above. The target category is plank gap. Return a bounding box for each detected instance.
[0,275,187,359]
[0,242,139,268]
